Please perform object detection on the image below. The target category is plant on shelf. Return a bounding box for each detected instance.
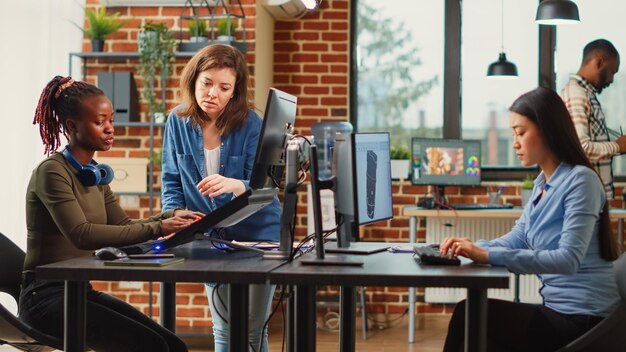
[187,18,207,43]
[216,18,236,42]
[521,175,535,208]
[137,21,176,122]
[390,145,411,180]
[74,6,126,52]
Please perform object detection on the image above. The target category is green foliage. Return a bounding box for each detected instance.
[150,148,162,168]
[216,19,236,36]
[390,146,411,160]
[137,21,176,117]
[522,175,535,190]
[357,2,438,130]
[187,18,207,37]
[75,6,126,41]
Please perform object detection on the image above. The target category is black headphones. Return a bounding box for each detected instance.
[62,146,114,187]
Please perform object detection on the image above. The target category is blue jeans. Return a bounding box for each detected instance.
[205,283,275,352]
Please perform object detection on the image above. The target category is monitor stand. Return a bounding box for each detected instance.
[300,144,363,266]
[324,241,390,255]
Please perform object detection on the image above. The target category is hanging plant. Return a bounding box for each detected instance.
[137,21,176,120]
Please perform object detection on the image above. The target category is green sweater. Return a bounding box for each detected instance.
[23,153,173,272]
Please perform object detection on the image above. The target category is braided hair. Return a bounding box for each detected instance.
[33,76,104,155]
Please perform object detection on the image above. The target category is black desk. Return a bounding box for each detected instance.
[35,241,282,352]
[269,243,510,352]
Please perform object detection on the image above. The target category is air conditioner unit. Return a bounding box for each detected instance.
[262,0,320,20]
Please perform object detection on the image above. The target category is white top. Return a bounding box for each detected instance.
[204,146,220,176]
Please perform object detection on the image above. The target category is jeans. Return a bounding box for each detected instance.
[443,298,603,352]
[19,277,187,352]
[205,283,275,352]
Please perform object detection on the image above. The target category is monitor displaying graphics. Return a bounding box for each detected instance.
[353,133,393,225]
[411,138,482,186]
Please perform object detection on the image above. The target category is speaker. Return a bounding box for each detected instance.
[62,147,114,187]
[97,72,139,123]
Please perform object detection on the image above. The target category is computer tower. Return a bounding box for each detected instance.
[97,72,139,122]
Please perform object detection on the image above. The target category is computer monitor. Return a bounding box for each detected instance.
[302,132,393,264]
[249,88,298,190]
[411,138,481,206]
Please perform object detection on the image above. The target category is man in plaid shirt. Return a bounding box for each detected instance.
[561,39,626,199]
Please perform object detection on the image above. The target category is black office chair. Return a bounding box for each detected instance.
[556,253,626,352]
[0,232,63,351]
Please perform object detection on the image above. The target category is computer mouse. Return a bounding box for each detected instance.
[95,247,128,260]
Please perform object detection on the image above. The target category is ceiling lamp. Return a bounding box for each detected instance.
[535,0,580,25]
[487,0,518,79]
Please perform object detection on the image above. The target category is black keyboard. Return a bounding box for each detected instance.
[413,245,461,266]
[450,203,514,210]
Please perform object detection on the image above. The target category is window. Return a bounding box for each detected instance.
[355,0,444,149]
[461,0,538,167]
[555,0,626,176]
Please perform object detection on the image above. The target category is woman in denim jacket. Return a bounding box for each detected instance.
[161,44,281,352]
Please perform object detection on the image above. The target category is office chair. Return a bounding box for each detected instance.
[0,232,63,352]
[556,253,626,351]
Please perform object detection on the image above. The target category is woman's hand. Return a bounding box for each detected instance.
[439,237,489,264]
[173,209,204,220]
[197,174,246,197]
[160,216,197,235]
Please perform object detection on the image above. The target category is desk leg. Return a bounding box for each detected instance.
[340,286,356,352]
[160,282,176,332]
[295,285,316,352]
[229,284,249,352]
[619,219,624,254]
[408,215,417,343]
[65,280,86,352]
[286,285,295,352]
[465,288,487,352]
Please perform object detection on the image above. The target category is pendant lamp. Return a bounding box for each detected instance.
[536,0,580,25]
[487,0,518,79]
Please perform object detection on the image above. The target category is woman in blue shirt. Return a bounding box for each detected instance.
[161,44,281,352]
[441,86,620,352]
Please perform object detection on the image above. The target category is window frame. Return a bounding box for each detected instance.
[349,0,566,181]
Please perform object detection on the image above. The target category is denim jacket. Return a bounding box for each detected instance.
[161,107,281,241]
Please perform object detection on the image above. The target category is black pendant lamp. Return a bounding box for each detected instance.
[536,0,580,25]
[487,0,518,79]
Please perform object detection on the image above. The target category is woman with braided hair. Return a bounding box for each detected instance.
[19,75,202,351]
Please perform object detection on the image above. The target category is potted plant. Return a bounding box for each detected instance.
[179,18,210,52]
[74,6,126,52]
[187,18,207,43]
[216,18,236,42]
[390,145,411,180]
[137,22,175,122]
[521,175,535,208]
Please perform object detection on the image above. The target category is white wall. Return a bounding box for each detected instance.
[0,0,83,312]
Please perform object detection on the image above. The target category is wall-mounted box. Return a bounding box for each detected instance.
[97,72,139,123]
[98,158,149,193]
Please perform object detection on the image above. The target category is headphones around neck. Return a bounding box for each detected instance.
[62,146,114,187]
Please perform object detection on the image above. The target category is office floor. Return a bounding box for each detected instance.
[0,315,450,351]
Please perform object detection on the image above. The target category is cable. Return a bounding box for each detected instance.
[366,308,410,329]
[211,285,229,324]
[258,285,287,352]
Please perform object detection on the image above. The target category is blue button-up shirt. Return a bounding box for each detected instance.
[476,163,619,317]
[161,107,281,242]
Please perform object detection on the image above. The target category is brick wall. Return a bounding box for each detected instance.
[82,0,625,329]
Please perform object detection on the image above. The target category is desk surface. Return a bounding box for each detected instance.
[35,240,280,284]
[403,206,626,219]
[270,243,510,289]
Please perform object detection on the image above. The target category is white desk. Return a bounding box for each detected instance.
[402,206,626,344]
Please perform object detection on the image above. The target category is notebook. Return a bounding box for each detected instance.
[103,257,185,267]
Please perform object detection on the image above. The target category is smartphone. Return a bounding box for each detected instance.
[128,253,175,259]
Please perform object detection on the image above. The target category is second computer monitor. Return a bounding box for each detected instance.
[411,138,482,186]
[353,133,394,225]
